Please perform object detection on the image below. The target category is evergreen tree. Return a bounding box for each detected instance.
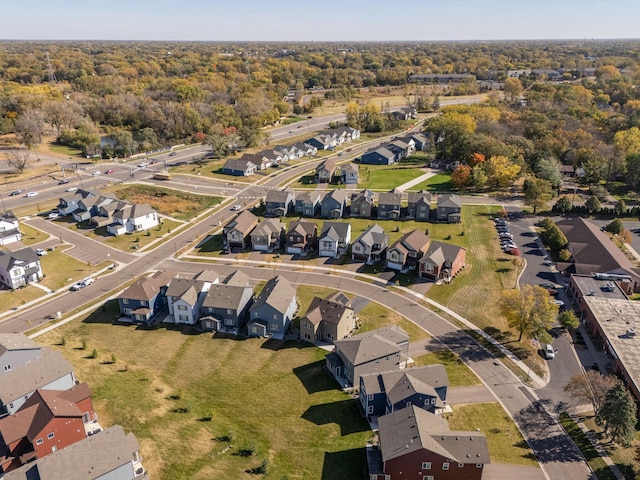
[597,381,637,447]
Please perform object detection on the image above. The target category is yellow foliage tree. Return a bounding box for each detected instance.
[484,155,521,189]
[499,285,558,342]
[613,127,640,156]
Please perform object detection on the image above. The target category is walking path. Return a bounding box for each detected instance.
[394,168,437,192]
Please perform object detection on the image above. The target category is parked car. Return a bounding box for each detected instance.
[544,344,556,360]
[169,152,177,156]
[138,161,149,167]
[10,190,22,196]
[82,277,94,286]
[65,186,78,192]
[25,191,38,197]
[543,259,554,266]
[47,212,59,219]
[70,282,85,291]
[35,248,47,256]
[92,171,101,175]
[552,299,564,307]
[106,169,114,174]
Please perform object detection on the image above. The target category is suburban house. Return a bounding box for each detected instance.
[329,126,361,142]
[387,140,412,160]
[222,158,257,176]
[261,150,285,165]
[372,406,490,480]
[0,383,95,473]
[265,189,295,217]
[3,425,146,480]
[295,191,322,217]
[340,163,359,184]
[285,221,318,255]
[386,230,431,271]
[0,213,20,246]
[299,293,356,344]
[325,325,410,388]
[165,271,220,325]
[0,248,43,290]
[409,73,476,83]
[556,217,640,292]
[0,334,41,376]
[306,134,337,151]
[239,153,271,170]
[436,194,462,223]
[88,200,127,228]
[407,191,432,221]
[419,242,467,282]
[247,276,297,339]
[275,145,302,160]
[359,365,449,419]
[117,270,175,324]
[250,218,285,252]
[351,224,389,264]
[292,142,318,156]
[315,159,336,183]
[71,195,115,222]
[224,210,259,250]
[0,349,76,416]
[200,272,253,332]
[361,147,396,165]
[350,190,374,218]
[390,106,418,121]
[410,132,429,151]
[321,189,348,218]
[318,221,352,258]
[377,192,403,220]
[107,203,159,236]
[394,136,417,153]
[56,189,97,216]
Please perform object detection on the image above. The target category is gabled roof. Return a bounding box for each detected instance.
[341,163,358,174]
[112,203,155,221]
[0,333,39,356]
[351,189,374,204]
[407,190,432,205]
[225,210,258,235]
[0,248,39,271]
[378,406,489,465]
[364,147,395,160]
[296,191,322,204]
[322,189,347,205]
[165,278,201,299]
[4,425,141,480]
[302,296,353,327]
[265,189,294,204]
[0,212,18,224]
[354,224,388,248]
[251,218,284,237]
[383,365,448,406]
[334,325,408,366]
[410,132,428,144]
[288,220,317,237]
[378,192,402,205]
[316,158,336,172]
[420,241,466,266]
[223,270,251,287]
[117,270,174,302]
[320,221,350,240]
[250,276,296,315]
[388,140,409,151]
[438,193,462,209]
[292,142,316,152]
[193,269,219,283]
[389,230,430,254]
[223,158,257,171]
[201,283,252,310]
[0,349,74,404]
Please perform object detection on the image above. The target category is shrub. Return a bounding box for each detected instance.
[111,354,117,364]
[559,248,571,261]
[81,339,87,350]
[90,349,98,359]
[60,336,66,346]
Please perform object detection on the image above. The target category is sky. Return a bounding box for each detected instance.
[2,0,639,42]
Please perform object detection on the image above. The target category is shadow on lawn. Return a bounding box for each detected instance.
[321,448,368,480]
[261,338,312,351]
[293,360,337,394]
[302,400,371,436]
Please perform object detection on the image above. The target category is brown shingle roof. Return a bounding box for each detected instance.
[225,210,258,235]
[250,276,296,316]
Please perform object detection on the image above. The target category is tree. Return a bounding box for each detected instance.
[597,381,637,446]
[558,248,571,261]
[7,151,29,173]
[564,371,616,413]
[15,110,45,151]
[431,95,440,112]
[554,196,572,213]
[535,157,563,190]
[558,310,579,330]
[484,155,521,190]
[206,133,229,159]
[620,229,633,245]
[499,285,558,342]
[613,127,640,156]
[585,196,601,214]
[471,165,488,191]
[523,177,552,214]
[503,77,524,104]
[451,164,472,190]
[614,199,627,216]
[605,218,624,235]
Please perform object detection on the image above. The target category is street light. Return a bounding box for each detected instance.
[0,192,5,214]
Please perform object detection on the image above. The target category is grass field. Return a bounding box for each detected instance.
[357,164,426,191]
[18,222,49,245]
[39,245,107,290]
[410,171,453,192]
[105,185,222,221]
[412,351,480,387]
[446,403,539,467]
[0,286,44,313]
[581,415,639,479]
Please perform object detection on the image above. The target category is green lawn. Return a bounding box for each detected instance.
[356,300,430,342]
[410,171,453,192]
[447,403,539,467]
[35,315,371,480]
[18,222,49,245]
[581,416,639,479]
[412,351,480,387]
[0,287,44,313]
[48,142,83,157]
[39,246,107,290]
[357,164,425,191]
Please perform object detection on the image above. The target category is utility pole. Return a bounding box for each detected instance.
[45,52,57,83]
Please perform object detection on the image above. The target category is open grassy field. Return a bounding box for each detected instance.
[39,245,107,290]
[412,351,480,387]
[357,164,426,191]
[356,301,430,342]
[0,286,44,313]
[410,171,453,192]
[446,403,539,467]
[105,185,222,221]
[18,222,49,245]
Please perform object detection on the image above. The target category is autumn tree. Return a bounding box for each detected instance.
[558,310,579,330]
[523,177,552,214]
[499,285,558,342]
[471,165,488,191]
[503,77,524,104]
[564,371,616,413]
[614,127,640,157]
[597,381,637,447]
[206,134,229,159]
[14,110,45,151]
[451,164,472,190]
[484,155,521,190]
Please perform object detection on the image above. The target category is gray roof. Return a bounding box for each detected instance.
[202,283,252,310]
[0,349,74,404]
[224,158,257,170]
[334,325,408,366]
[365,147,395,159]
[303,296,353,327]
[288,220,317,237]
[223,270,251,286]
[0,333,40,356]
[112,203,156,221]
[322,189,347,205]
[378,192,402,205]
[316,158,336,172]
[351,189,374,204]
[4,425,141,480]
[265,189,294,204]
[118,270,175,302]
[225,210,258,235]
[390,230,430,255]
[384,365,448,405]
[166,278,201,299]
[0,212,18,224]
[379,406,490,465]
[419,241,466,267]
[438,194,462,209]
[341,163,358,174]
[296,191,322,204]
[251,218,285,237]
[250,276,296,316]
[320,221,350,240]
[407,190,432,204]
[0,248,39,271]
[354,224,389,249]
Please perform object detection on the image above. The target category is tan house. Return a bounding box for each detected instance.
[386,230,430,271]
[300,293,356,344]
[315,159,336,183]
[224,210,258,250]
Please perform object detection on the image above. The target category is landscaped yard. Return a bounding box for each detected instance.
[18,222,49,245]
[446,403,539,467]
[412,351,480,387]
[357,164,426,191]
[410,171,453,192]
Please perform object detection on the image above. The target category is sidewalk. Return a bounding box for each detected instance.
[394,169,437,192]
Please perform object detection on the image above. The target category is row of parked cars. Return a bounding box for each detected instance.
[494,218,520,255]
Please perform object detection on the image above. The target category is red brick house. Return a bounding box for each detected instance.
[372,406,489,480]
[419,241,466,282]
[0,383,95,473]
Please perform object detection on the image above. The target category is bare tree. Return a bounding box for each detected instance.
[7,151,30,173]
[14,110,45,150]
[564,370,616,413]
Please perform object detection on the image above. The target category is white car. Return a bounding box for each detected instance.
[66,186,78,192]
[35,248,47,256]
[138,162,148,168]
[231,205,241,211]
[25,192,38,197]
[70,282,85,291]
[544,344,556,360]
[47,212,59,219]
[92,171,101,175]
[552,299,564,307]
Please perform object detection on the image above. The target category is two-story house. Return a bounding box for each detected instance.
[247,276,297,339]
[295,191,322,217]
[321,190,348,219]
[299,294,356,345]
[306,134,337,151]
[340,164,359,185]
[386,140,411,161]
[0,213,20,246]
[407,190,432,221]
[361,147,396,165]
[325,325,410,388]
[0,334,41,376]
[386,230,430,271]
[285,221,318,255]
[0,248,43,290]
[108,203,159,236]
[265,189,295,217]
[117,270,175,324]
[56,189,97,216]
[250,218,285,252]
[351,224,389,264]
[318,222,352,258]
[419,242,467,282]
[350,190,374,218]
[359,365,449,419]
[224,210,259,250]
[377,192,402,220]
[72,195,115,222]
[199,271,253,332]
[292,142,318,157]
[315,159,336,183]
[165,270,219,326]
[436,194,462,223]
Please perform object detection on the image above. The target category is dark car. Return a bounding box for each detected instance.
[58,179,69,185]
[10,190,22,196]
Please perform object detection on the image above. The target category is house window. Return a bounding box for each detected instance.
[270,324,279,331]
[47,432,55,440]
[420,206,426,211]
[122,298,129,305]
[476,464,483,468]
[141,301,148,307]
[178,315,189,321]
[431,398,436,404]
[422,462,431,469]
[442,462,449,470]
[367,406,373,414]
[273,314,278,320]
[227,309,233,314]
[406,401,411,408]
[422,476,434,480]
[36,438,43,445]
[177,305,187,311]
[368,394,374,401]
